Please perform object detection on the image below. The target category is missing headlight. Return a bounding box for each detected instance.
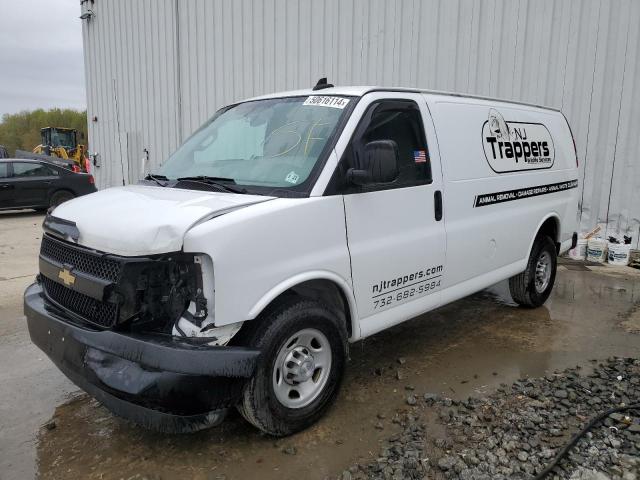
[113,252,209,333]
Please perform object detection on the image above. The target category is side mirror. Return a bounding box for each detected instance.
[347,140,399,186]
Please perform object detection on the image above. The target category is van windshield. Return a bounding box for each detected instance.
[159,96,352,191]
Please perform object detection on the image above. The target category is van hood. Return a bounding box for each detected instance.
[50,185,274,256]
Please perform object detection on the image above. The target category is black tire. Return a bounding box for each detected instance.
[237,298,348,436]
[49,190,75,208]
[509,235,557,308]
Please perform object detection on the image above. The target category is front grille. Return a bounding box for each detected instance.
[40,235,122,328]
[40,235,122,283]
[42,276,118,328]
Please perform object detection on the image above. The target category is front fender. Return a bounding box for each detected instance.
[182,196,354,336]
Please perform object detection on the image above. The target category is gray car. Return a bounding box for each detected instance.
[0,158,97,211]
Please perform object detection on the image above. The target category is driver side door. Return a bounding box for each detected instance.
[338,92,446,337]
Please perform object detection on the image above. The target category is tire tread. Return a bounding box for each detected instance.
[509,235,556,308]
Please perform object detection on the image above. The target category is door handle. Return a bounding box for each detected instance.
[0,184,13,190]
[434,190,443,221]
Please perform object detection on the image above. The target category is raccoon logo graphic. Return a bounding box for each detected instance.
[488,108,513,141]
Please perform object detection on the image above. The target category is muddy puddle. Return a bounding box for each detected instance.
[21,268,640,479]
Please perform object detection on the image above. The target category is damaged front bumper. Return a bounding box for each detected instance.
[24,282,260,433]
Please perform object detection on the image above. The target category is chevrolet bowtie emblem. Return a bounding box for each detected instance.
[58,268,76,287]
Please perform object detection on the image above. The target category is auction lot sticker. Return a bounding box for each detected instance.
[303,96,350,109]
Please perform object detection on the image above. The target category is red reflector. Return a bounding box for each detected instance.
[72,165,81,173]
[88,175,95,184]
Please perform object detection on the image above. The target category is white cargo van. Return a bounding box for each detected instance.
[25,81,579,435]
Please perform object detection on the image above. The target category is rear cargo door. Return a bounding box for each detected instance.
[341,92,446,334]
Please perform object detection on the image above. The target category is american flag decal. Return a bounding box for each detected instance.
[414,150,427,163]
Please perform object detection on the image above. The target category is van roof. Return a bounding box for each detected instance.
[245,86,560,113]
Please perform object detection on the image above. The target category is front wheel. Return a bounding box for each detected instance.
[237,298,347,436]
[509,235,557,308]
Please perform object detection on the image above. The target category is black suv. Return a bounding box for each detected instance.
[0,159,97,211]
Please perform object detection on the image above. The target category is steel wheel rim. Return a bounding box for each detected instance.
[272,328,332,409]
[535,251,552,293]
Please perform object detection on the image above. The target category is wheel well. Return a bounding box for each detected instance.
[241,279,353,339]
[290,279,352,337]
[538,216,560,252]
[49,188,75,200]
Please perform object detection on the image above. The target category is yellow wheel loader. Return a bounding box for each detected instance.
[33,127,87,171]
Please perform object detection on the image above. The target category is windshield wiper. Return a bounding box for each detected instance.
[176,176,247,194]
[144,173,169,187]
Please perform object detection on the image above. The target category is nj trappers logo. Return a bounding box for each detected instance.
[482,109,554,173]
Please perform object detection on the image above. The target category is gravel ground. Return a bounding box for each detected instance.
[341,357,640,480]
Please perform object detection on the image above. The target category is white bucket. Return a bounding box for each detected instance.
[568,238,588,260]
[586,238,607,263]
[607,242,631,266]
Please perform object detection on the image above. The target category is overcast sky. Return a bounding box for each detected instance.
[0,0,85,118]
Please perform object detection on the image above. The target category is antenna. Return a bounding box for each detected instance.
[313,78,334,91]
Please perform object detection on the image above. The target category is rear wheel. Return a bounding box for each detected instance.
[237,298,347,436]
[49,190,74,208]
[509,235,557,308]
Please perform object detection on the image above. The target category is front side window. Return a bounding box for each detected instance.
[0,163,8,179]
[358,101,432,188]
[12,162,57,177]
[159,96,352,192]
[328,99,432,194]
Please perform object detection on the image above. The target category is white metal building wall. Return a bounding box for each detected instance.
[81,0,640,244]
[81,0,181,188]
